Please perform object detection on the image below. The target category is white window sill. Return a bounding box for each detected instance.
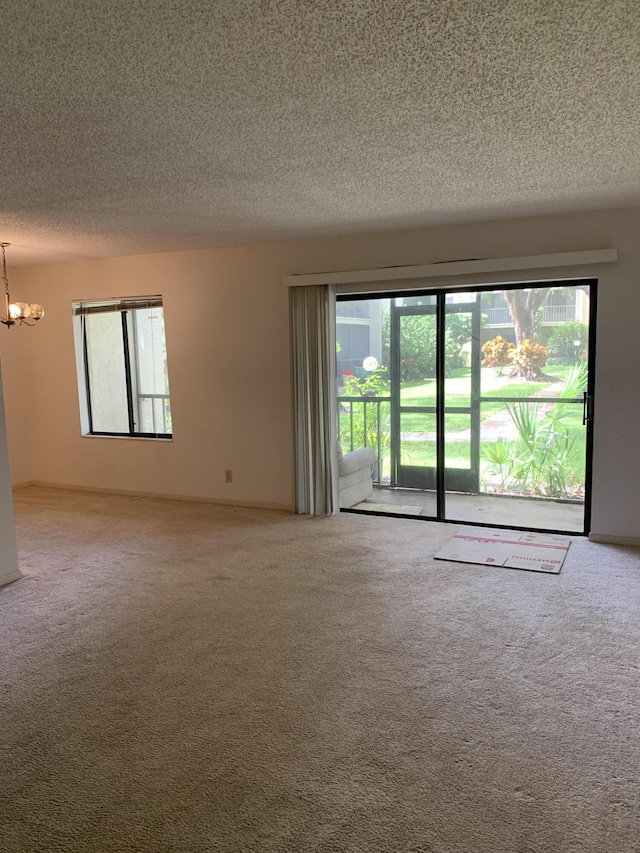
[81,434,173,442]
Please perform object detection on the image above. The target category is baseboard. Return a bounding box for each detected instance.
[588,532,640,547]
[25,481,292,513]
[0,568,23,587]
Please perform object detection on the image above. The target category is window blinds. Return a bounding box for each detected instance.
[72,296,163,316]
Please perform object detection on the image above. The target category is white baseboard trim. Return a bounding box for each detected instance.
[24,480,292,513]
[588,532,640,547]
[0,568,23,587]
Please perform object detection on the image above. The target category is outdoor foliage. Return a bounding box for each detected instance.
[482,437,515,492]
[547,320,588,362]
[398,315,436,381]
[390,314,471,382]
[446,313,473,350]
[481,336,515,375]
[342,366,389,397]
[509,339,549,379]
[480,363,587,498]
[482,336,549,379]
[506,402,576,496]
[557,360,588,400]
[340,367,391,480]
[481,403,576,497]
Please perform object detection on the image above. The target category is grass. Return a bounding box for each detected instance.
[338,364,588,494]
[400,414,586,483]
[399,367,558,433]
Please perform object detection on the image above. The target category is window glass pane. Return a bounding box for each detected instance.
[394,294,436,307]
[400,413,436,468]
[133,307,171,434]
[85,314,129,433]
[336,297,390,380]
[445,413,471,469]
[445,291,477,304]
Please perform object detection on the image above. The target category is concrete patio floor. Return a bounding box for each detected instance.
[350,487,585,533]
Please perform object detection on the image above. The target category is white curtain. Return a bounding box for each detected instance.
[289,284,339,515]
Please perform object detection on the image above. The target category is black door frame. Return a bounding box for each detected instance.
[338,277,597,536]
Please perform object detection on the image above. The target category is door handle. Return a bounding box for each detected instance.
[582,392,593,425]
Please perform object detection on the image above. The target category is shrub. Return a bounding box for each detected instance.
[381,311,471,381]
[342,366,389,397]
[481,336,515,375]
[547,321,588,361]
[509,339,549,379]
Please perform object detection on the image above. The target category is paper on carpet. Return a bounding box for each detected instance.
[434,528,570,574]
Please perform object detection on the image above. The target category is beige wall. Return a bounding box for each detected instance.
[6,242,292,509]
[2,205,640,540]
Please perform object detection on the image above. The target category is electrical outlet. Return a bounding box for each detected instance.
[225,469,233,483]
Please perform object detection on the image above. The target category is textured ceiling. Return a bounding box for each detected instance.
[2,0,640,264]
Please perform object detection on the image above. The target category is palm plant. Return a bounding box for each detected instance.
[481,437,515,492]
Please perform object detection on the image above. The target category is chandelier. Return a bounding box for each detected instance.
[1,243,45,328]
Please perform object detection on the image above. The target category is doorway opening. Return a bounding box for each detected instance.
[337,280,596,534]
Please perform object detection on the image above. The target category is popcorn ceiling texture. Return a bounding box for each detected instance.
[2,0,640,263]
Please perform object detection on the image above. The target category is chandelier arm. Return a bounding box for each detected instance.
[1,244,9,294]
[0,242,45,329]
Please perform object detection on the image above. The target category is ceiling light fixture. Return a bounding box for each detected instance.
[0,243,44,329]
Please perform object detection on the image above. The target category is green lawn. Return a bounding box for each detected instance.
[399,367,554,433]
[339,365,587,496]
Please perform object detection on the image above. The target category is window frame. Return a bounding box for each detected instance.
[74,296,172,440]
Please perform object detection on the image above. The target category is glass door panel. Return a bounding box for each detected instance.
[445,284,591,532]
[392,306,438,492]
[398,412,437,492]
[336,297,392,486]
[444,302,480,496]
[445,413,471,473]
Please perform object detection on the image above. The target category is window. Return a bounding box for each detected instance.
[73,296,172,438]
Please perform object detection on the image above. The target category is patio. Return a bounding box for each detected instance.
[348,486,585,533]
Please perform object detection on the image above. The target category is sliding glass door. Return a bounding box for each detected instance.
[336,279,595,534]
[445,283,593,532]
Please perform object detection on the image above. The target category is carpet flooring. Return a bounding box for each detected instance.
[1,486,640,852]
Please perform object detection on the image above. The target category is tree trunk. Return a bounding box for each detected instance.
[502,288,547,377]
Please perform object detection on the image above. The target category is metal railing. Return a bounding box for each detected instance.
[138,393,172,434]
[484,304,576,327]
[484,307,511,326]
[338,395,390,484]
[542,304,575,323]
